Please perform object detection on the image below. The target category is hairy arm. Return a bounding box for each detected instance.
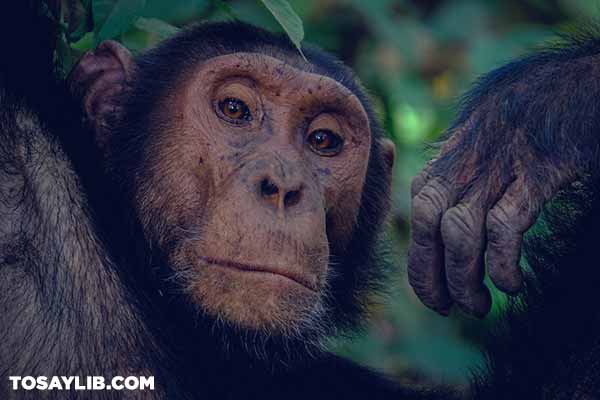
[0,91,180,399]
[408,32,600,316]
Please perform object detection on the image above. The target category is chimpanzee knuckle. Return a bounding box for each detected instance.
[486,207,514,244]
[489,201,512,226]
[441,206,479,246]
[411,175,426,198]
[410,169,433,198]
[411,212,444,248]
[412,183,449,220]
[411,201,437,232]
[424,179,452,207]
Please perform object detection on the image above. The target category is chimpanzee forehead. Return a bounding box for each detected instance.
[187,52,369,120]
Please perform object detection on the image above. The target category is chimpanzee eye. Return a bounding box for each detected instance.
[307,129,344,156]
[218,98,252,122]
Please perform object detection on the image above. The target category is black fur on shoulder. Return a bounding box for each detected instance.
[472,176,600,399]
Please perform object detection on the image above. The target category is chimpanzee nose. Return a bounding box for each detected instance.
[259,177,303,210]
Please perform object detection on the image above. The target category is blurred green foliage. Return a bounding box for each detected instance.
[51,0,598,387]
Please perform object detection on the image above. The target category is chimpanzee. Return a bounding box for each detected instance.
[2,2,600,399]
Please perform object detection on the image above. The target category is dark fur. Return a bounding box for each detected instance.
[433,29,600,201]
[471,178,600,399]
[2,2,600,399]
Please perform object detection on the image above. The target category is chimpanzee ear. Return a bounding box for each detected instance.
[379,138,396,183]
[68,40,135,151]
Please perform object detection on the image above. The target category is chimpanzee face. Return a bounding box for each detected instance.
[133,53,373,334]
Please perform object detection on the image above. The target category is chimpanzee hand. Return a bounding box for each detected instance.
[406,40,600,317]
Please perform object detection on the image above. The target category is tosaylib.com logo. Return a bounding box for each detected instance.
[9,376,155,391]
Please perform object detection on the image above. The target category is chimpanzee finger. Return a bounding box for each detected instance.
[408,177,455,314]
[486,181,540,294]
[441,201,491,318]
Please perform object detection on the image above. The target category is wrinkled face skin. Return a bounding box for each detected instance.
[135,53,372,334]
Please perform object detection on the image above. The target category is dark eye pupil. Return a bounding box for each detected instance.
[308,129,343,156]
[219,98,251,122]
[315,132,327,144]
[228,102,239,114]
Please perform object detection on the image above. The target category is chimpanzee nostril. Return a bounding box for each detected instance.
[259,177,303,210]
[284,189,302,208]
[261,178,279,198]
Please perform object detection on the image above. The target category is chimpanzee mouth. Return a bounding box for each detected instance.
[200,256,318,292]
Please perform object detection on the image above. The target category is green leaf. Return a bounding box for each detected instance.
[71,31,96,51]
[135,17,180,39]
[259,0,305,59]
[92,0,147,45]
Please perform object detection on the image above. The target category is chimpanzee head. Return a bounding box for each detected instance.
[70,22,395,352]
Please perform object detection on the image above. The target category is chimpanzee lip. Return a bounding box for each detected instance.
[200,256,318,292]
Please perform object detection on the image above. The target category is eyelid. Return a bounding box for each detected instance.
[214,79,257,102]
[306,113,344,136]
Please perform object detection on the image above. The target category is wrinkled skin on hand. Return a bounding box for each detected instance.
[407,45,600,318]
[408,116,577,318]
